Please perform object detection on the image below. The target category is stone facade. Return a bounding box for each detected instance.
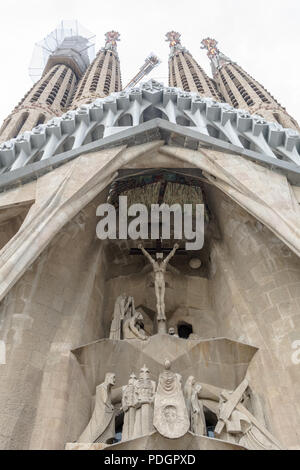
[0,142,298,449]
[0,30,299,451]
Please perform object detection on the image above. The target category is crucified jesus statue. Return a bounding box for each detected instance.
[138,243,179,323]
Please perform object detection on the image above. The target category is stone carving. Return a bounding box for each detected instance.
[215,379,282,450]
[109,294,147,341]
[123,311,147,341]
[138,243,179,323]
[184,377,206,436]
[75,363,282,449]
[191,383,206,436]
[153,360,189,439]
[184,375,195,419]
[78,373,116,444]
[2,79,300,175]
[109,294,134,340]
[168,327,178,337]
[121,373,137,441]
[132,365,156,439]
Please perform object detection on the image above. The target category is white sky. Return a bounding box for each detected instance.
[1,0,300,125]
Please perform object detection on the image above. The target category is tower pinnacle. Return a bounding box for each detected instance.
[201,38,220,61]
[201,37,232,74]
[104,31,120,51]
[165,31,185,56]
[166,31,182,48]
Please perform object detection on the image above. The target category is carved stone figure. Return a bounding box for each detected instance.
[133,365,156,439]
[78,373,116,444]
[122,373,137,441]
[184,376,195,419]
[138,243,179,323]
[109,294,134,340]
[153,360,189,439]
[190,383,206,436]
[215,379,282,450]
[168,327,178,337]
[123,311,147,341]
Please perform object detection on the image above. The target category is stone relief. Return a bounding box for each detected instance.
[109,294,147,341]
[153,360,189,439]
[138,243,179,332]
[76,364,282,450]
[214,380,282,450]
[78,373,116,444]
[123,311,148,341]
[132,365,156,438]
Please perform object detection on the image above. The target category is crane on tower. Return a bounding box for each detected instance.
[124,53,161,90]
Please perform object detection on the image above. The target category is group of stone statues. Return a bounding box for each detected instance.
[77,360,281,449]
[122,366,156,441]
[109,294,148,341]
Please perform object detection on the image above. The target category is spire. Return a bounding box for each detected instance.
[70,30,122,108]
[166,31,222,100]
[201,38,299,130]
[0,21,94,143]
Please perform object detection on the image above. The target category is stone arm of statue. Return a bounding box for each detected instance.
[163,243,179,266]
[138,244,155,266]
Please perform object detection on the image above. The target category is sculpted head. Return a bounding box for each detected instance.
[140,365,150,379]
[164,359,171,370]
[105,373,116,387]
[163,405,177,424]
[129,373,136,385]
[136,312,144,323]
[186,376,196,387]
[156,252,164,262]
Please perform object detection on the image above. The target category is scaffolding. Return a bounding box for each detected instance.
[29,20,96,82]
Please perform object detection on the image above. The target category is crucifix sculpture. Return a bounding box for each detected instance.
[138,243,179,333]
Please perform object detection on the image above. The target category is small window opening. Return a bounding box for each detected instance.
[178,322,193,339]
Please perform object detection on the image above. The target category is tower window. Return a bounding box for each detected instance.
[35,114,46,127]
[11,112,29,138]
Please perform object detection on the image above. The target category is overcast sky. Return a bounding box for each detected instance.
[1,0,299,126]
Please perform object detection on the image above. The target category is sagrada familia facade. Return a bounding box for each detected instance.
[0,23,299,451]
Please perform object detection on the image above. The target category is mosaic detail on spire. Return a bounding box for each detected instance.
[201,38,220,61]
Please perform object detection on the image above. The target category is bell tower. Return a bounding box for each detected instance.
[166,31,222,101]
[71,31,122,108]
[201,37,300,130]
[0,21,94,142]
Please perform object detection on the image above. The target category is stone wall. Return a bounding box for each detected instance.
[0,194,107,449]
[207,187,300,449]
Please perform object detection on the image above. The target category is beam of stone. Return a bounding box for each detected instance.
[1,120,300,194]
[1,80,300,181]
